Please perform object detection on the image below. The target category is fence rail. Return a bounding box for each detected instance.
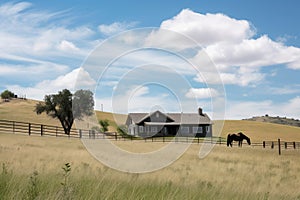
[0,119,300,155]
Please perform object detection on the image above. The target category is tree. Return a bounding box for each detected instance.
[1,90,14,99]
[99,119,109,132]
[72,89,94,119]
[35,89,94,135]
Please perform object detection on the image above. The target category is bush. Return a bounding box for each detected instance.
[99,119,109,132]
[1,90,14,100]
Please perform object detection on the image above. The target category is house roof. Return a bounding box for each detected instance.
[127,110,211,125]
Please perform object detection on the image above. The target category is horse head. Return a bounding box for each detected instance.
[246,137,251,145]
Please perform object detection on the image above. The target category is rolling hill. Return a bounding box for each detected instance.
[0,98,127,132]
[243,115,300,127]
[1,98,300,142]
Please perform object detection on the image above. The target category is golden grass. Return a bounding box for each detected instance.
[0,99,127,132]
[1,98,300,142]
[0,99,60,126]
[1,133,300,199]
[220,120,300,142]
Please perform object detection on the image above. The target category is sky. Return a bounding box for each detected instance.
[1,0,300,119]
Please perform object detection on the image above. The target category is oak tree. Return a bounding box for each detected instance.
[35,89,94,135]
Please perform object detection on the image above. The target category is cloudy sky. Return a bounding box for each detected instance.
[1,0,300,119]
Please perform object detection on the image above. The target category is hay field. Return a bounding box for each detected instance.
[219,120,300,142]
[0,99,126,132]
[1,99,300,142]
[1,133,300,199]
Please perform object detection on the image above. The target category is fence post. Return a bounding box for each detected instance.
[28,123,31,136]
[56,127,58,137]
[271,142,274,149]
[115,132,117,140]
[293,142,296,149]
[278,138,281,155]
[263,141,265,148]
[40,125,43,136]
[219,137,221,145]
[284,142,287,149]
[79,130,82,138]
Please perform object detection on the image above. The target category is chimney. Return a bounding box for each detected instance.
[198,108,204,116]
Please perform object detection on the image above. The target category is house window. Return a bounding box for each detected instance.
[192,126,203,133]
[181,126,189,134]
[139,126,144,133]
[151,126,157,133]
[156,112,159,118]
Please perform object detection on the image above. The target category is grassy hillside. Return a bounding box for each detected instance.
[219,120,300,142]
[244,115,300,127]
[0,98,127,132]
[1,98,300,141]
[0,98,60,126]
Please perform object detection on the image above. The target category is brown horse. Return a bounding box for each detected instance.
[227,132,251,147]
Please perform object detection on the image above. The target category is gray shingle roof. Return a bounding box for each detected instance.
[127,111,211,125]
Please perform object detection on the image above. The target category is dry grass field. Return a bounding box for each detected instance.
[219,120,300,142]
[1,98,300,142]
[1,99,300,199]
[1,133,300,199]
[0,98,126,132]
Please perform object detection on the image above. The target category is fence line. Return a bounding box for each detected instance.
[1,119,300,155]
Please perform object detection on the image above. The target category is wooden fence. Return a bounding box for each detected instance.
[0,119,299,155]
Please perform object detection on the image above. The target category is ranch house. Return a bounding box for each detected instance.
[126,108,212,137]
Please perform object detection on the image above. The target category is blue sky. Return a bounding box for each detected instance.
[1,0,300,119]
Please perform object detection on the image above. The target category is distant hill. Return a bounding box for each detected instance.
[243,115,300,128]
[0,98,127,132]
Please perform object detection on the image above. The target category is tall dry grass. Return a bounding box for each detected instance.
[1,133,300,199]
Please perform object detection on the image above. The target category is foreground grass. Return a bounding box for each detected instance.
[1,133,300,199]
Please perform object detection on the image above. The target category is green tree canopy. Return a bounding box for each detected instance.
[1,90,14,99]
[35,89,94,135]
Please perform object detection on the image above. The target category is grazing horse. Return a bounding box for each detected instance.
[227,132,251,147]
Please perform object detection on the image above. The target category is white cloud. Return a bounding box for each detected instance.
[0,2,95,61]
[0,2,32,16]
[6,68,96,100]
[98,21,138,36]
[205,35,300,69]
[194,69,265,86]
[226,97,300,119]
[58,40,79,52]
[153,9,300,87]
[160,9,255,46]
[268,86,300,95]
[0,62,69,77]
[186,88,219,99]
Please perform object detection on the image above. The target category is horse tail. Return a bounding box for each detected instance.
[227,134,231,146]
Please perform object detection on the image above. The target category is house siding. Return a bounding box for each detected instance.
[126,110,212,137]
